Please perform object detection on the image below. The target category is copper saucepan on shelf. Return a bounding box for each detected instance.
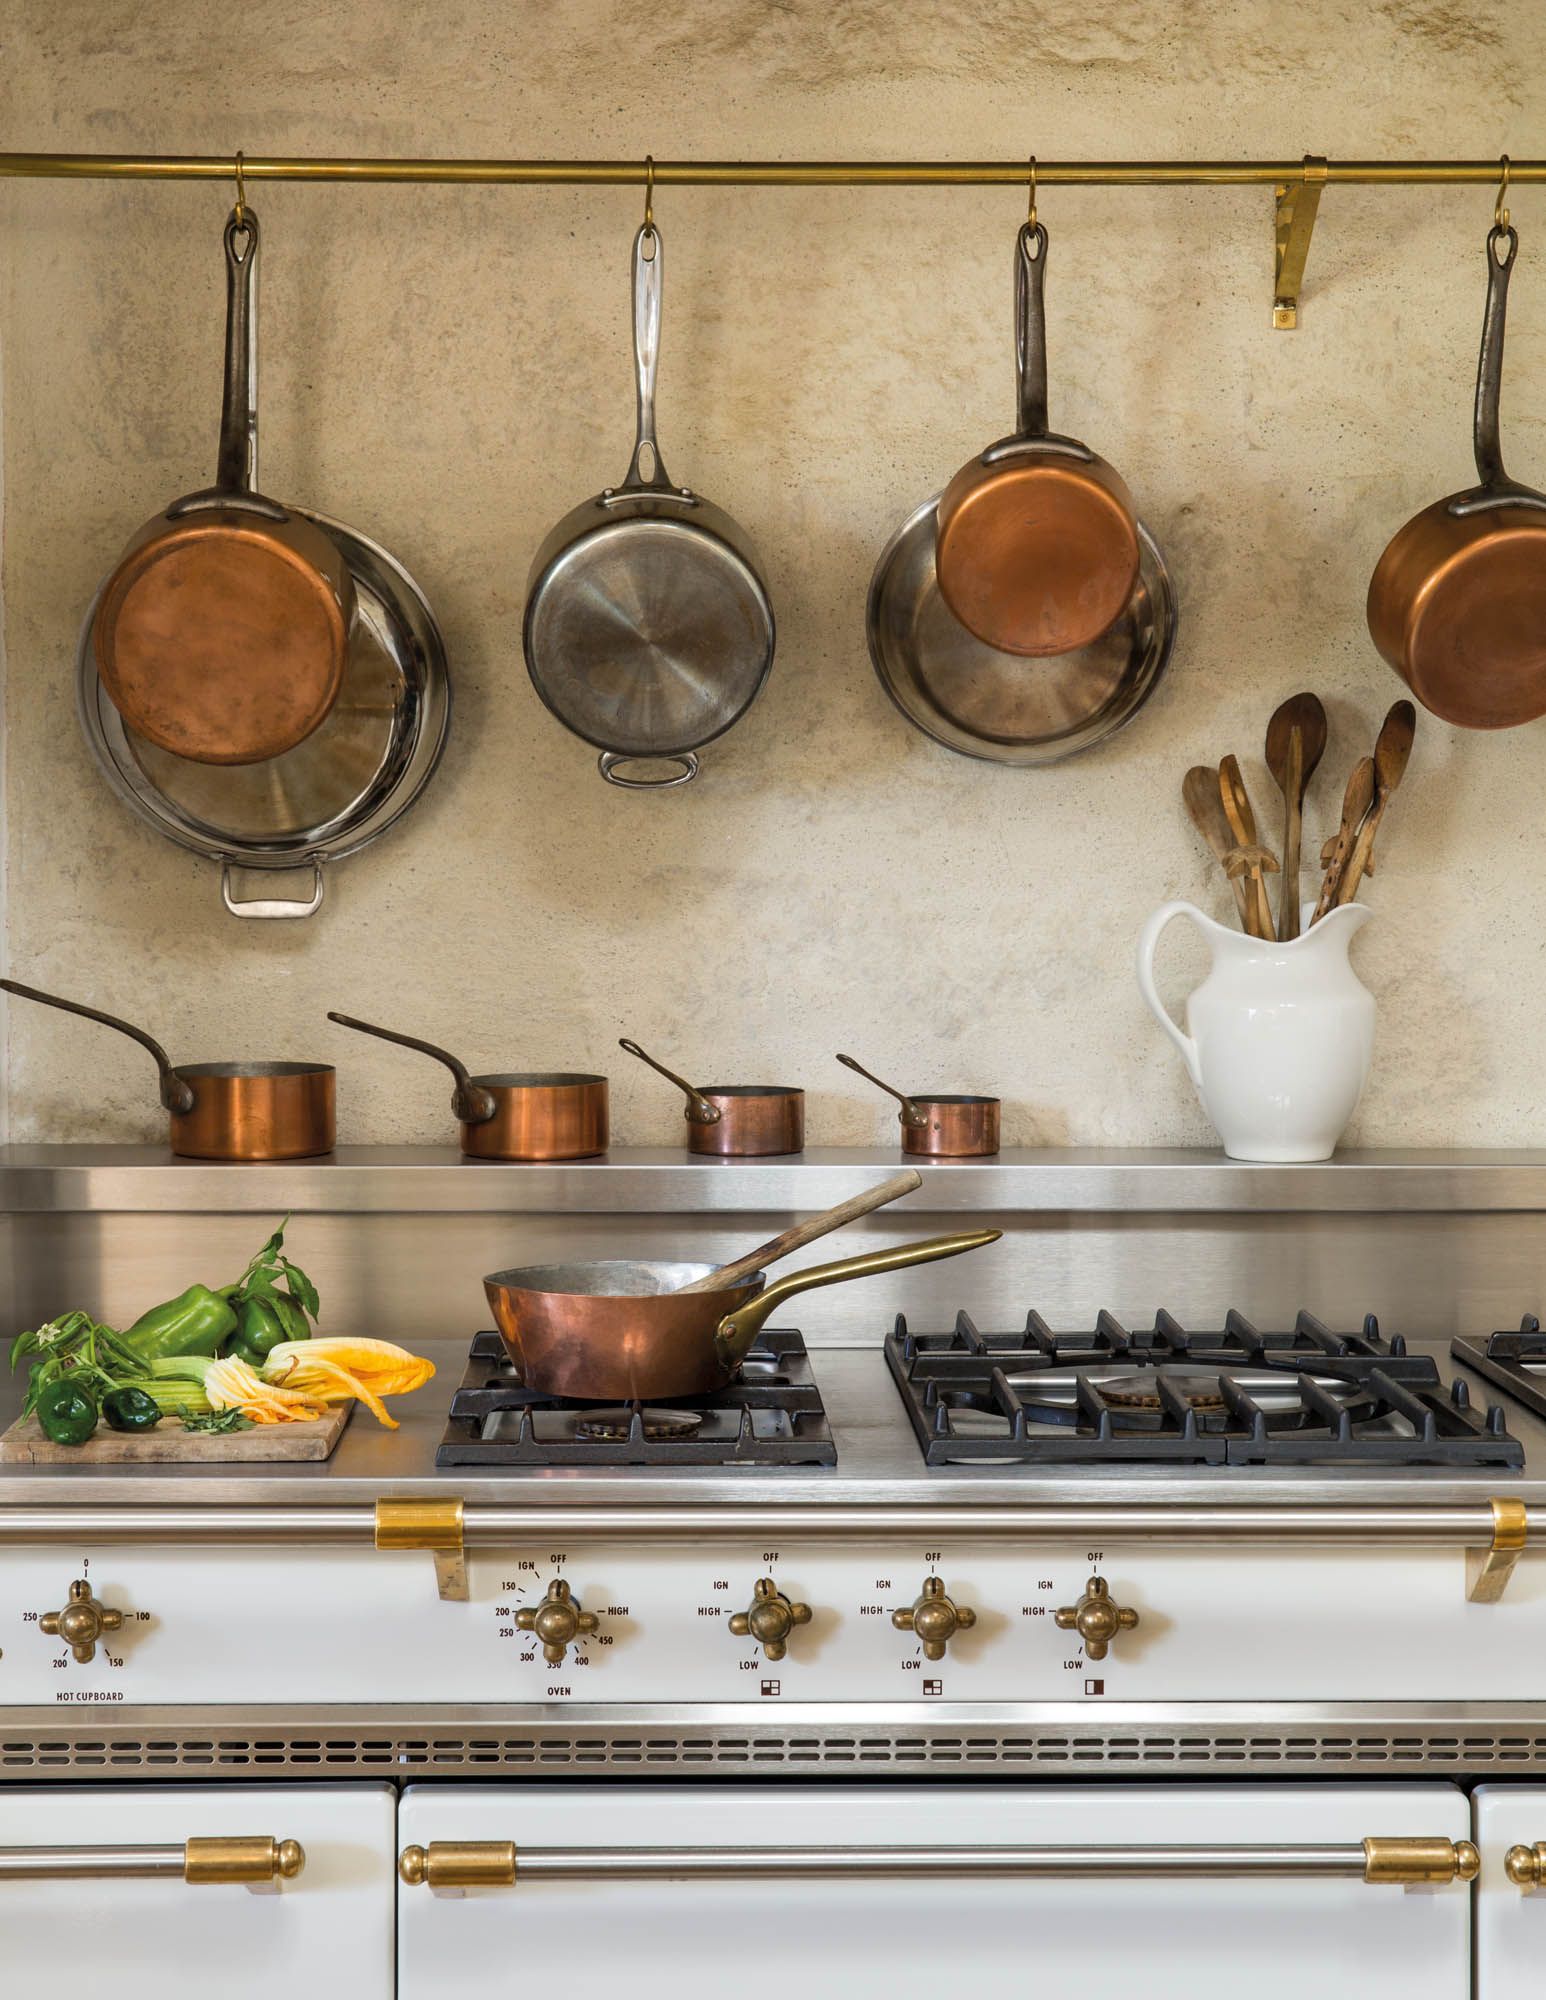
[836,1053,1001,1158]
[485,1228,1001,1401]
[619,1037,804,1156]
[328,1012,607,1161]
[0,979,335,1160]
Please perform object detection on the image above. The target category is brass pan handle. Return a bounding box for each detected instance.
[618,1037,720,1125]
[835,1052,928,1129]
[0,978,195,1116]
[327,1011,497,1125]
[714,1228,1001,1372]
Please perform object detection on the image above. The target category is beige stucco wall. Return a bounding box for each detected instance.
[2,3,1544,1149]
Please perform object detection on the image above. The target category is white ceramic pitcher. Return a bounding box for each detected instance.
[1136,902,1375,1162]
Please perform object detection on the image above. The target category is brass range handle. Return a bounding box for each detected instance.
[1055,1574,1140,1661]
[728,1578,812,1661]
[514,1578,597,1666]
[38,1578,125,1663]
[398,1837,1479,1890]
[1505,1842,1546,1889]
[892,1576,976,1661]
[0,1836,305,1884]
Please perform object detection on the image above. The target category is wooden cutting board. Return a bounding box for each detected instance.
[0,1402,351,1463]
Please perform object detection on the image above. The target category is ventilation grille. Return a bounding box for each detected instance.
[8,1727,1546,1778]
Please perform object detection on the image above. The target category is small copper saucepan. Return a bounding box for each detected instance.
[485,1228,1001,1401]
[329,1012,607,1161]
[836,1053,1001,1157]
[619,1037,804,1156]
[0,979,335,1160]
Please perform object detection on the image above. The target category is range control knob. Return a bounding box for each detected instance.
[39,1578,124,1664]
[515,1579,598,1666]
[1055,1575,1139,1660]
[892,1576,976,1661]
[728,1578,812,1661]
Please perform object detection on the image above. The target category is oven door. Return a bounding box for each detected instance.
[398,1781,1471,1999]
[0,1784,396,1998]
[1474,1784,1546,1995]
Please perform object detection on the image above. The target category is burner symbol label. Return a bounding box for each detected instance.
[1084,1678,1105,1696]
[761,1680,781,1698]
[923,1679,943,1697]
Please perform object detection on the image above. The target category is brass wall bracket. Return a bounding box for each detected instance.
[1273,156,1327,328]
[375,1497,468,1601]
[1465,1497,1528,1603]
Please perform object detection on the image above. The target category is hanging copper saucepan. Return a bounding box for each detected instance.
[92,207,354,766]
[1368,220,1546,729]
[0,979,335,1160]
[619,1037,804,1156]
[328,1012,607,1161]
[836,1053,1001,1157]
[485,1228,1001,1401]
[934,220,1140,658]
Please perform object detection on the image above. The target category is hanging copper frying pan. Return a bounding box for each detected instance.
[934,221,1140,658]
[92,208,354,766]
[1368,223,1546,729]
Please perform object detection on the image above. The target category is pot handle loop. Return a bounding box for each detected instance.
[221,859,325,921]
[714,1229,1002,1374]
[216,205,260,496]
[598,752,698,789]
[326,1011,497,1125]
[623,221,674,492]
[0,978,196,1116]
[1136,901,1204,1087]
[1014,219,1051,442]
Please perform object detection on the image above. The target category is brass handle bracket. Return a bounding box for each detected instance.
[1362,1836,1479,1886]
[728,1577,812,1661]
[1465,1497,1528,1603]
[375,1497,467,1602]
[1273,154,1327,329]
[1506,1841,1546,1891]
[185,1835,305,1891]
[400,1841,516,1894]
[38,1578,124,1663]
[1054,1574,1140,1661]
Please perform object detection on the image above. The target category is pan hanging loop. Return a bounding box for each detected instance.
[233,148,248,229]
[642,152,655,241]
[1496,154,1511,234]
[1026,153,1037,228]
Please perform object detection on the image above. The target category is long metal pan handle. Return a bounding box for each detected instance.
[0,978,194,1115]
[0,1836,305,1885]
[835,1052,927,1129]
[1450,223,1546,518]
[618,1037,720,1124]
[714,1228,1000,1371]
[1015,219,1050,441]
[218,207,260,496]
[327,1011,497,1125]
[623,222,674,492]
[400,1836,1478,1890]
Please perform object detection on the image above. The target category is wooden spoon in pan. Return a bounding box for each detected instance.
[1265,692,1327,940]
[676,1169,924,1294]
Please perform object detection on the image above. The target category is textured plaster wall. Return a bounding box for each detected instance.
[3,3,1545,1150]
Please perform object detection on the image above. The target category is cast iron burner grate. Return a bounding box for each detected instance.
[435,1328,836,1468]
[886,1308,1523,1468]
[1452,1317,1546,1422]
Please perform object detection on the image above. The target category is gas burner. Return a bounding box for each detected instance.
[436,1329,836,1467]
[1452,1316,1546,1421]
[888,1308,1523,1468]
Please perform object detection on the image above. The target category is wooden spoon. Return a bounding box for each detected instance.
[1218,756,1277,940]
[1311,756,1376,922]
[676,1168,924,1294]
[1182,765,1251,929]
[1265,692,1327,941]
[1335,701,1416,908]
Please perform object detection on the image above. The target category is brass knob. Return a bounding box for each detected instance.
[1055,1575,1139,1661]
[514,1578,598,1666]
[728,1577,812,1661]
[892,1576,976,1661]
[1506,1842,1546,1890]
[38,1578,124,1664]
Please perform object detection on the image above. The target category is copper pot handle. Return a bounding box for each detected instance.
[713,1229,1002,1372]
[1015,218,1050,440]
[0,978,195,1115]
[618,1038,721,1125]
[835,1052,928,1130]
[166,209,284,520]
[1456,224,1546,516]
[326,1011,497,1125]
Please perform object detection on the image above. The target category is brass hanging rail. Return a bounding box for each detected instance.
[2,152,1538,328]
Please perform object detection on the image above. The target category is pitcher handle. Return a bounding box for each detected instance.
[1136,901,1204,1087]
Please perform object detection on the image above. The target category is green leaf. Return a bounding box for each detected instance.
[279,1259,320,1321]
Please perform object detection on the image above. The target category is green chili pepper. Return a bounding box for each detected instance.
[122,1283,238,1363]
[100,1385,164,1433]
[227,1296,292,1369]
[36,1378,98,1446]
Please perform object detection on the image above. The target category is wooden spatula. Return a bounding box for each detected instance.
[1312,756,1376,923]
[1335,701,1416,907]
[676,1169,924,1294]
[1265,692,1327,940]
[1182,765,1252,929]
[1218,756,1277,940]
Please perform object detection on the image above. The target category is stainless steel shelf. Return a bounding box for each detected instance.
[4,1145,1546,1214]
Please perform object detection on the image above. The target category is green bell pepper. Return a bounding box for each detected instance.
[101,1385,163,1434]
[36,1378,98,1446]
[227,1296,295,1369]
[123,1283,238,1363]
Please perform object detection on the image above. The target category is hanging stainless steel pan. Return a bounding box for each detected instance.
[866,499,1175,765]
[79,510,450,917]
[523,221,775,789]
